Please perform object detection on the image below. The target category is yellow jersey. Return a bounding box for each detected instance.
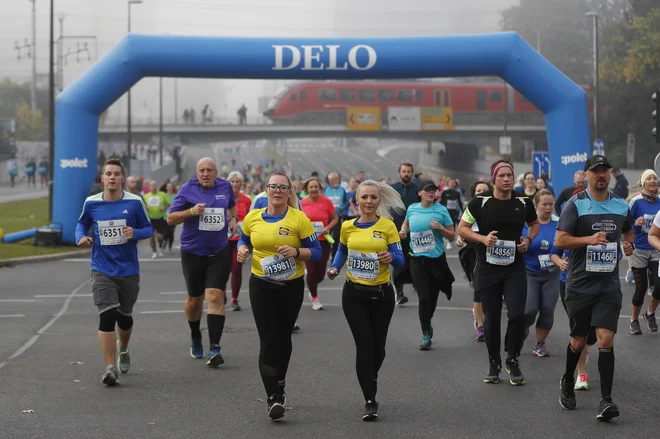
[340,216,400,286]
[242,207,316,281]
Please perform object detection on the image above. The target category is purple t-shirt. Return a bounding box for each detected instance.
[170,178,236,256]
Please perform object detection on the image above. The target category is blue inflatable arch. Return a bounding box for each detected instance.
[54,32,590,244]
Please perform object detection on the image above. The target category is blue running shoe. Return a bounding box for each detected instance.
[419,334,432,351]
[207,344,224,367]
[190,338,204,359]
[532,341,550,357]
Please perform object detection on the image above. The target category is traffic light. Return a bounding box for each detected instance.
[654,90,660,144]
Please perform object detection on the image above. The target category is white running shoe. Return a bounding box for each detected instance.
[151,252,158,259]
[574,373,589,390]
[312,299,324,311]
[158,249,164,257]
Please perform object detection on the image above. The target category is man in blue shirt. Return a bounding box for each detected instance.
[324,171,349,259]
[76,158,153,386]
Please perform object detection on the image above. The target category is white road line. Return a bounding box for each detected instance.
[0,279,89,370]
[0,299,40,303]
[0,314,26,318]
[33,294,92,298]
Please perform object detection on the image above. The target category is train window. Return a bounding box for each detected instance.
[415,89,423,102]
[289,93,297,101]
[476,90,488,110]
[359,89,375,101]
[444,90,450,106]
[339,89,356,102]
[490,91,502,103]
[299,90,307,100]
[320,88,336,101]
[397,90,414,102]
[378,89,394,101]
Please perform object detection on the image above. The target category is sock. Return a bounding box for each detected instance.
[277,379,285,393]
[598,347,615,400]
[564,343,582,383]
[207,314,226,346]
[188,320,202,340]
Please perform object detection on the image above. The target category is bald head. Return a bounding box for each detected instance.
[196,157,218,188]
[126,176,137,193]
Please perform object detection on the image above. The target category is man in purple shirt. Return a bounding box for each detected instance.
[168,157,238,367]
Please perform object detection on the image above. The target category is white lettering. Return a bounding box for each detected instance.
[272,45,301,71]
[301,45,324,70]
[326,45,347,70]
[348,45,377,71]
[59,158,89,169]
[560,152,588,166]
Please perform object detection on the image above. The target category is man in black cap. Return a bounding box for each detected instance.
[556,154,635,421]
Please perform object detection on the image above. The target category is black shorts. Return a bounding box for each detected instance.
[180,245,231,297]
[150,218,167,234]
[566,289,622,337]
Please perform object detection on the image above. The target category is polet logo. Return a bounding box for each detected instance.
[60,158,89,169]
[561,152,588,166]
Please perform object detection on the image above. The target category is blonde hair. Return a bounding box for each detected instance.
[267,171,299,210]
[356,179,405,219]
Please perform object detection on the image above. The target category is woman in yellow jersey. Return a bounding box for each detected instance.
[326,180,405,422]
[237,171,321,421]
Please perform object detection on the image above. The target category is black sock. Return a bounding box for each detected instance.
[598,347,615,400]
[564,343,582,383]
[207,314,226,346]
[188,320,202,340]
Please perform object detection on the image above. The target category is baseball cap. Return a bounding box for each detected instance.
[584,155,612,172]
[419,179,438,191]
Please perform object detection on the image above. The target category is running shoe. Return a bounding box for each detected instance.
[190,338,204,359]
[505,358,525,386]
[419,334,432,351]
[559,377,577,410]
[231,300,241,311]
[643,311,658,332]
[596,398,620,421]
[206,345,224,367]
[116,340,131,374]
[532,341,550,357]
[396,293,408,305]
[267,395,285,420]
[278,390,287,407]
[625,269,635,284]
[484,362,501,384]
[292,322,301,333]
[574,373,589,391]
[476,326,485,342]
[101,365,119,386]
[362,400,379,421]
[312,298,324,311]
[151,252,158,259]
[630,319,642,335]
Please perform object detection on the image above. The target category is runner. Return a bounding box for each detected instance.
[327,180,405,421]
[236,171,321,420]
[439,178,462,250]
[300,177,339,310]
[143,180,170,259]
[556,155,634,421]
[400,180,456,350]
[162,182,177,253]
[458,159,539,386]
[324,171,349,259]
[225,171,253,311]
[627,169,660,334]
[522,189,560,357]
[457,180,492,341]
[75,158,153,386]
[167,157,238,367]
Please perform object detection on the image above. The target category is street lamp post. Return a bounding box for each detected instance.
[586,11,599,141]
[127,0,143,174]
[48,0,55,221]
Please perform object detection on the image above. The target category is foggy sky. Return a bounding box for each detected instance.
[0,0,517,124]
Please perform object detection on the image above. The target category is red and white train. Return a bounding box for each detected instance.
[263,80,592,124]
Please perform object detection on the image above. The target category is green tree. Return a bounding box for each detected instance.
[15,99,45,141]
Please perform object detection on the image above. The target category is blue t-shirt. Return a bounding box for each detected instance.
[324,186,348,215]
[405,202,454,258]
[523,218,558,272]
[628,194,660,250]
[75,191,154,277]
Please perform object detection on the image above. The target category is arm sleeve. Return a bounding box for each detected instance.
[461,197,480,225]
[525,198,538,223]
[556,200,578,234]
[330,242,348,272]
[132,199,154,240]
[388,242,405,268]
[75,203,93,243]
[301,234,321,261]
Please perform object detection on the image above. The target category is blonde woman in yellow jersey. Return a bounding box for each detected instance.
[327,180,405,422]
[236,171,321,421]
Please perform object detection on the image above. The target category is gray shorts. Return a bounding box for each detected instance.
[91,270,140,315]
[629,248,660,269]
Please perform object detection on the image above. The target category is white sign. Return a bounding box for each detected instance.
[60,158,89,169]
[561,152,588,166]
[272,45,377,71]
[387,107,421,131]
[499,136,512,155]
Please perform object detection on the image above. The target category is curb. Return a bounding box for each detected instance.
[0,249,91,268]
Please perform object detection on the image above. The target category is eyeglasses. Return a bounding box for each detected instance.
[266,184,291,193]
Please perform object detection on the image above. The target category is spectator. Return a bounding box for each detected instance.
[612,167,629,199]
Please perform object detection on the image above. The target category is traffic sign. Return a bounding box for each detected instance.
[499,136,512,155]
[387,107,421,131]
[592,138,605,156]
[346,107,381,131]
[532,151,551,182]
[420,107,454,131]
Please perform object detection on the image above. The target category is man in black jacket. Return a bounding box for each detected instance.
[555,171,586,215]
[612,168,629,199]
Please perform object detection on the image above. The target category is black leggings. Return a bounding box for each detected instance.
[631,262,660,307]
[410,256,443,335]
[163,224,175,250]
[249,275,304,397]
[342,281,395,402]
[477,270,527,364]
